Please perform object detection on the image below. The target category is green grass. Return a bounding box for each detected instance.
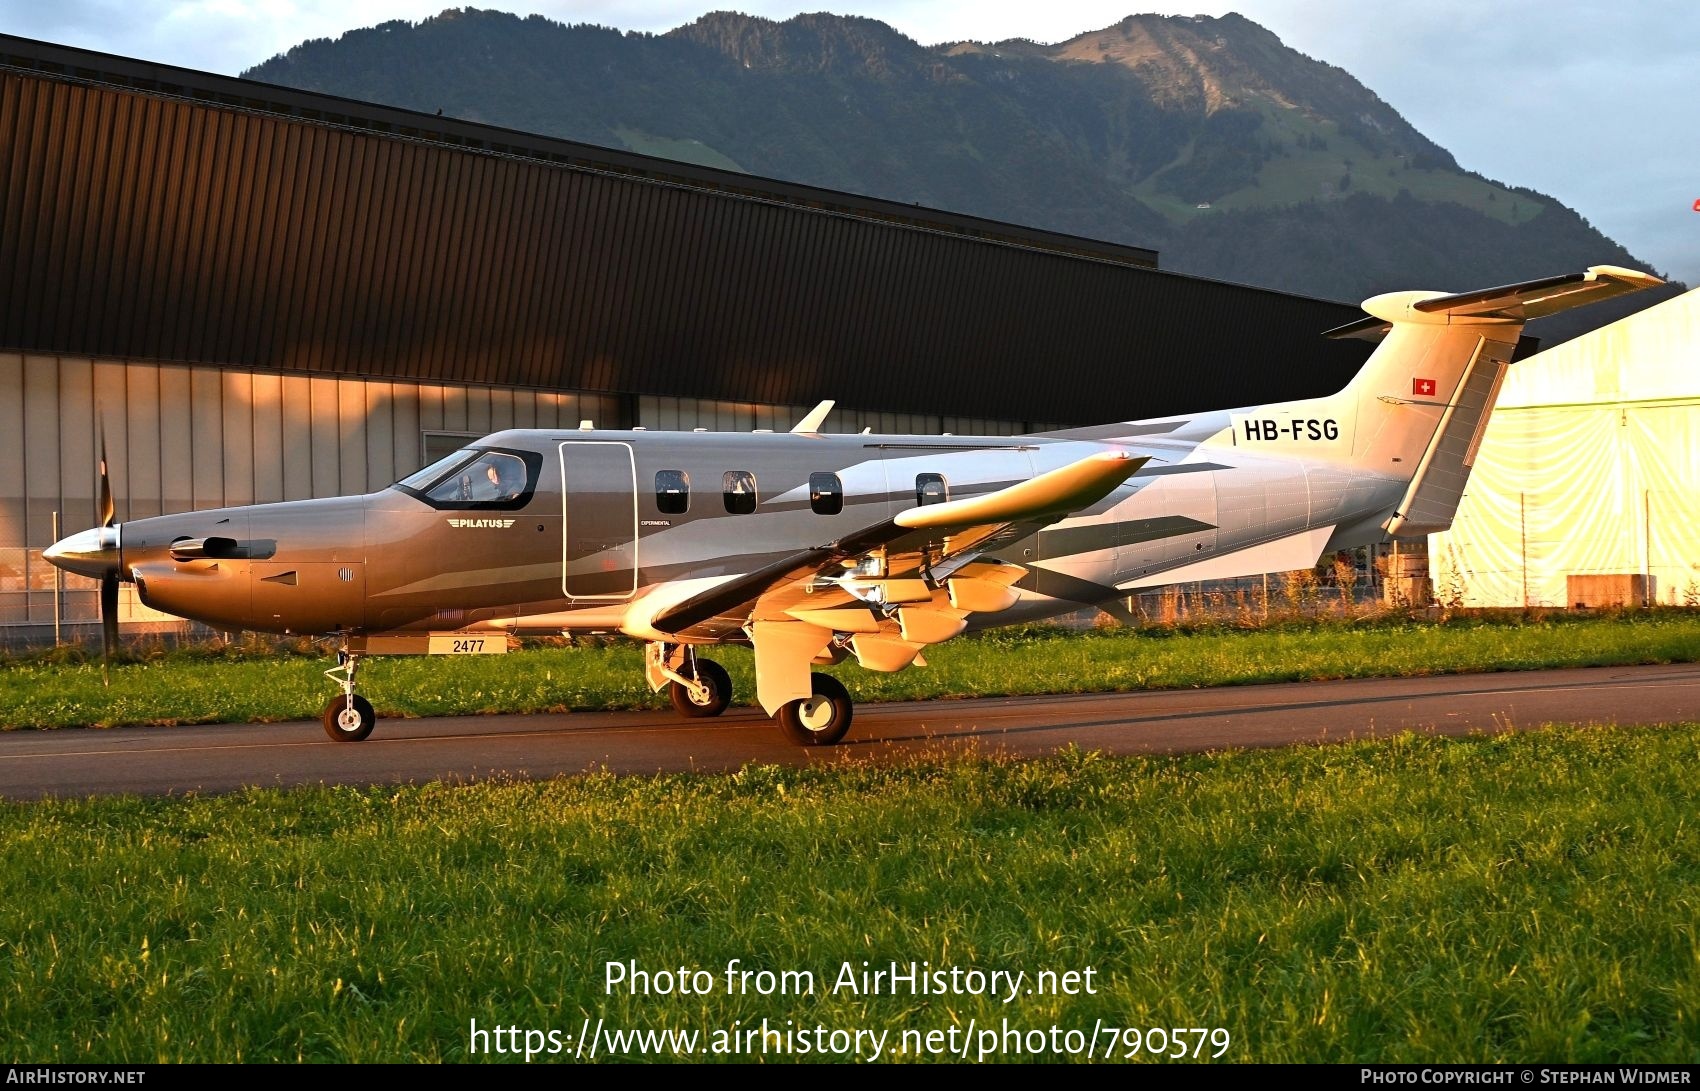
[2,612,1698,730]
[2,728,1698,1062]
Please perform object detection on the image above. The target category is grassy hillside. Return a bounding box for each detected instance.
[1134,106,1534,226]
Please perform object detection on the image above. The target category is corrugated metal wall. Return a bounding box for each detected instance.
[0,351,1036,631]
[0,67,1373,426]
[632,395,1041,437]
[0,351,622,628]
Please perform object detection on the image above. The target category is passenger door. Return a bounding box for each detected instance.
[559,442,638,599]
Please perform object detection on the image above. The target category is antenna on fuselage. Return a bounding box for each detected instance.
[791,400,835,434]
[578,420,594,431]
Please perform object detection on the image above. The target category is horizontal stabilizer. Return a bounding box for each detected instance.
[1413,264,1662,320]
[1326,265,1663,340]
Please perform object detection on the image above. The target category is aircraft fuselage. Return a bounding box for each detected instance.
[75,419,1402,639]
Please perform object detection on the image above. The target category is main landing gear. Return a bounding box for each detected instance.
[776,673,853,747]
[322,649,376,742]
[647,641,857,745]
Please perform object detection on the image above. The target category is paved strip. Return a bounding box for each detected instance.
[1,663,1696,800]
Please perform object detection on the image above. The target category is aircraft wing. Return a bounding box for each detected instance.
[647,451,1145,657]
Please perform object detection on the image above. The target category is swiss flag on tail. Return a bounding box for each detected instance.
[1413,377,1437,397]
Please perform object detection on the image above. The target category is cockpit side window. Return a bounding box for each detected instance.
[395,447,542,510]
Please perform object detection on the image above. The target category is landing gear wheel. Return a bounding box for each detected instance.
[776,673,853,746]
[322,694,376,742]
[668,657,733,718]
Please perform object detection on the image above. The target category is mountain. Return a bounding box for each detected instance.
[244,8,1681,343]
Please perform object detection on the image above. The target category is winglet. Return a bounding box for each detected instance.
[895,451,1145,530]
[791,400,835,434]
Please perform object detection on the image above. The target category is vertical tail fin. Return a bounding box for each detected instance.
[1320,265,1661,537]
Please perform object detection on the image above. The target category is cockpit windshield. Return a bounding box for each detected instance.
[393,447,542,510]
[396,449,478,492]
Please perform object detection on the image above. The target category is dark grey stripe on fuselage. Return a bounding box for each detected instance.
[862,443,1038,451]
[756,479,1028,517]
[1135,462,1232,477]
[1037,420,1190,441]
[1014,566,1123,605]
[1032,515,1219,564]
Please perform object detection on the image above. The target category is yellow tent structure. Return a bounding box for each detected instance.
[1430,287,1700,608]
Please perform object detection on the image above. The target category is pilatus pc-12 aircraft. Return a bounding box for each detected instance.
[46,266,1659,745]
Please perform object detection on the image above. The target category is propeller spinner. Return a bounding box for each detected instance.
[42,431,122,683]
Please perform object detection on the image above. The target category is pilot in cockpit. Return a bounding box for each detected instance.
[484,459,522,501]
[457,455,524,502]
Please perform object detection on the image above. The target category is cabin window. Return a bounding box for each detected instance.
[655,470,689,515]
[723,470,757,515]
[810,472,844,515]
[916,473,948,506]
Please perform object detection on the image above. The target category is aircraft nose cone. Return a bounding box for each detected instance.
[43,526,122,580]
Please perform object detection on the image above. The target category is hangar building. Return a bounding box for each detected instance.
[0,33,1378,639]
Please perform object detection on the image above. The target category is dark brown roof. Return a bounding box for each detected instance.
[0,34,1372,423]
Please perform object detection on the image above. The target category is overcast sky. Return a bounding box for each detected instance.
[6,1,1696,283]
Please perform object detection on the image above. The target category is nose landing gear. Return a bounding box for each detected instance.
[322,649,376,742]
[647,642,734,719]
[668,655,732,718]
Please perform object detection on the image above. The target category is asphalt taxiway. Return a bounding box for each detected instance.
[1,663,1696,800]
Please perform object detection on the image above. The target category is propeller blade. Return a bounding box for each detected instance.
[97,429,115,529]
[100,573,118,687]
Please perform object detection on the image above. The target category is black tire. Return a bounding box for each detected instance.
[776,673,853,746]
[322,694,376,742]
[668,657,732,718]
